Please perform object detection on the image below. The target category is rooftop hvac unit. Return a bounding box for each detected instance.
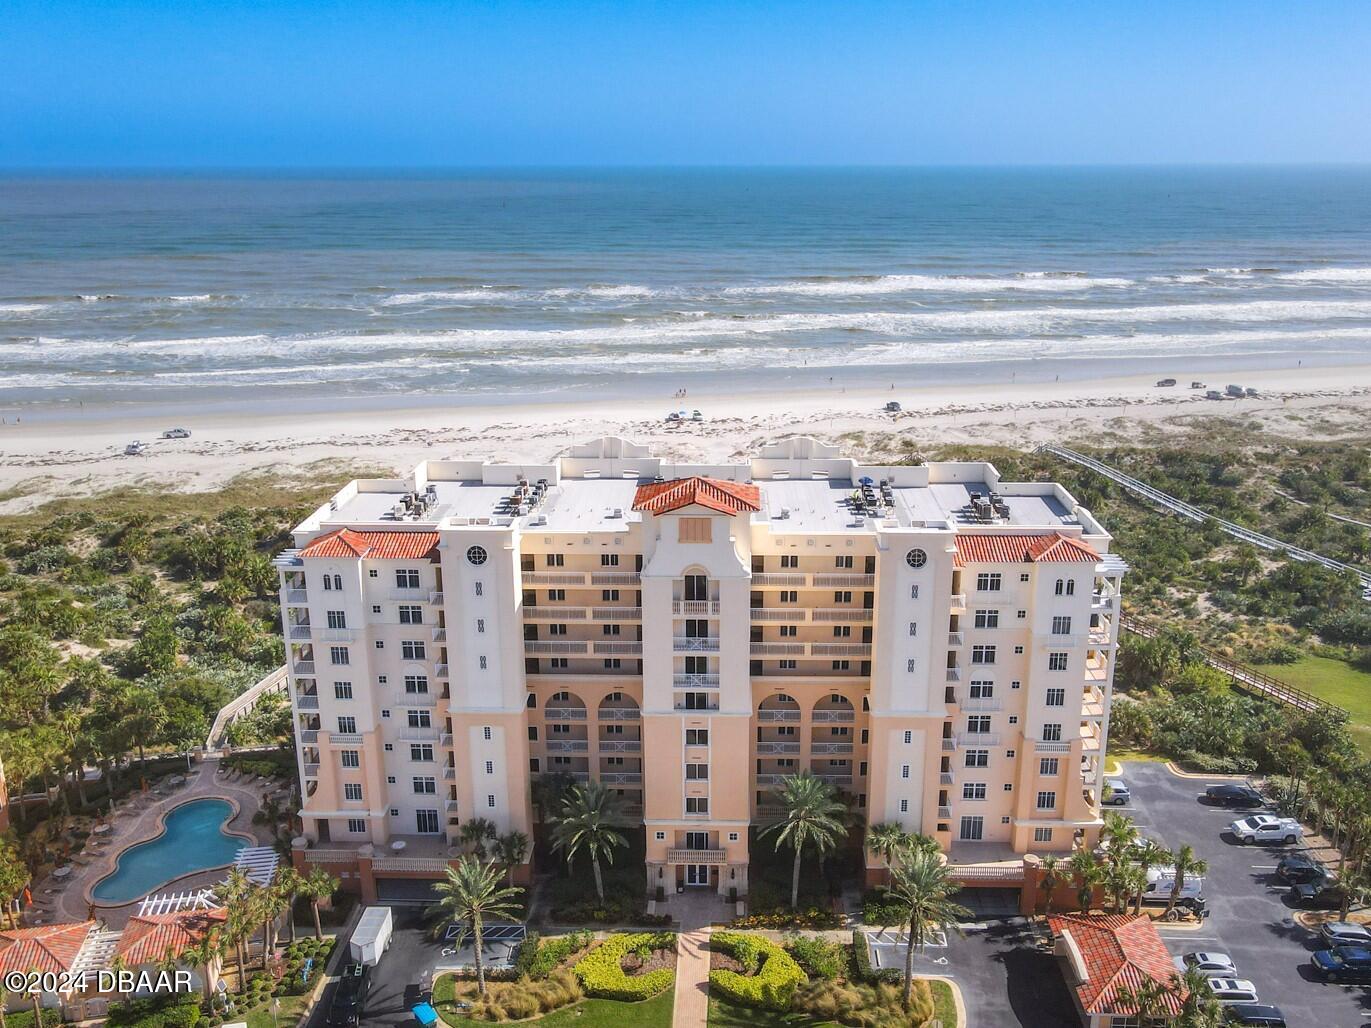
[777,507,791,519]
[608,507,623,518]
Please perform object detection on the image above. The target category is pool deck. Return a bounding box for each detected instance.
[32,756,280,929]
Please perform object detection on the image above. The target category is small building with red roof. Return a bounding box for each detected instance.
[1047,913,1183,1026]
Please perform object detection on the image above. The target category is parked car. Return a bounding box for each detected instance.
[1204,784,1263,808]
[327,963,370,1027]
[665,411,682,422]
[1289,878,1347,910]
[123,440,146,456]
[1228,815,1302,845]
[1190,381,1206,389]
[1309,945,1371,983]
[884,400,901,412]
[161,427,191,439]
[1276,852,1327,884]
[1207,978,1259,1004]
[1319,920,1371,947]
[1103,778,1130,805]
[1156,378,1177,387]
[1224,1004,1286,1026]
[691,410,704,421]
[1206,390,1226,400]
[1174,951,1236,975]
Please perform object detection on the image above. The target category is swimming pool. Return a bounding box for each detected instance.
[91,798,248,904]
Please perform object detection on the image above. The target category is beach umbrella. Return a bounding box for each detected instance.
[859,476,874,486]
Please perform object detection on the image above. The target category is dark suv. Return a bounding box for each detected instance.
[1310,946,1371,983]
[1224,1004,1286,1027]
[1275,852,1327,884]
[1204,784,1263,808]
[1288,877,1346,910]
[327,963,370,1027]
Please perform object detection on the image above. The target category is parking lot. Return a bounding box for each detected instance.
[1120,760,1371,1025]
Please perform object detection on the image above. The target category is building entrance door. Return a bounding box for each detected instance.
[685,864,710,887]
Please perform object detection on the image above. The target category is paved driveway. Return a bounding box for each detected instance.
[1121,761,1371,1025]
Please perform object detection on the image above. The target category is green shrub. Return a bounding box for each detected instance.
[572,932,675,1000]
[513,930,592,979]
[850,932,902,985]
[794,977,935,1027]
[106,996,202,1028]
[708,931,807,1012]
[861,888,906,927]
[465,970,583,1022]
[784,934,846,980]
[730,907,841,930]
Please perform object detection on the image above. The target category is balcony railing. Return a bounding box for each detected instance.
[937,805,952,819]
[299,730,319,744]
[750,608,801,622]
[811,608,873,622]
[440,733,453,747]
[524,606,586,620]
[958,733,1000,747]
[296,694,320,710]
[289,625,312,640]
[318,628,355,642]
[443,766,456,779]
[673,637,720,652]
[813,573,874,587]
[674,700,719,712]
[666,847,727,865]
[303,763,320,778]
[750,642,805,656]
[544,707,588,721]
[600,771,642,785]
[445,799,460,812]
[293,661,316,675]
[949,593,967,611]
[941,739,956,751]
[599,739,641,752]
[429,591,444,605]
[961,697,1002,712]
[594,641,642,655]
[945,668,961,682]
[592,606,641,620]
[810,742,854,754]
[811,642,871,657]
[757,709,801,722]
[431,627,447,642]
[525,640,589,654]
[598,706,641,721]
[940,772,954,785]
[815,773,852,786]
[329,732,363,745]
[812,709,855,723]
[672,600,721,615]
[947,631,965,646]
[673,673,720,688]
[435,663,449,678]
[752,573,807,587]
[590,572,639,585]
[286,589,309,604]
[522,571,587,586]
[545,739,589,752]
[1036,740,1071,753]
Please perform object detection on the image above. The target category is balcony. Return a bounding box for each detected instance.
[431,627,447,642]
[666,847,727,865]
[545,739,589,752]
[524,606,587,620]
[673,673,720,688]
[756,741,801,755]
[600,771,642,785]
[544,707,588,721]
[1092,593,1116,612]
[941,739,956,751]
[813,573,874,588]
[429,591,444,605]
[598,706,641,721]
[811,608,872,622]
[525,640,589,655]
[752,573,807,587]
[945,668,961,682]
[811,642,871,657]
[1089,628,1115,646]
[399,729,439,743]
[445,799,460,813]
[541,770,590,782]
[329,732,364,745]
[1036,740,1071,753]
[958,733,1000,747]
[286,589,309,604]
[811,709,855,723]
[435,663,450,678]
[598,739,641,752]
[440,733,453,747]
[750,608,802,622]
[949,593,967,613]
[937,806,952,819]
[594,641,642,655]
[672,600,721,616]
[293,661,316,675]
[443,766,456,780]
[522,571,587,586]
[750,642,805,656]
[296,694,320,710]
[673,637,720,652]
[299,730,319,744]
[674,699,719,712]
[815,773,852,786]
[590,571,640,586]
[755,773,789,786]
[810,742,854,754]
[940,772,954,785]
[757,709,801,723]
[303,763,320,778]
[318,628,355,642]
[289,625,312,641]
[947,631,964,646]
[961,697,1002,712]
[592,606,641,620]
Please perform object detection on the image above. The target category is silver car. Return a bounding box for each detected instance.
[1319,921,1371,947]
[1174,952,1236,975]
[1104,778,1130,805]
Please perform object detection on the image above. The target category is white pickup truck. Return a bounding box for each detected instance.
[1230,814,1304,845]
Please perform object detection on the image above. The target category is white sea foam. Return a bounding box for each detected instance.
[0,303,50,315]
[379,289,512,306]
[724,273,1133,297]
[1275,267,1371,283]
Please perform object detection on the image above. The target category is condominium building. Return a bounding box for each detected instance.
[276,436,1124,902]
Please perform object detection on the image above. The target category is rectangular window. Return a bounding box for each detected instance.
[780,554,798,568]
[1042,723,1063,742]
[779,590,798,603]
[969,681,994,699]
[327,610,347,629]
[347,818,366,834]
[329,646,350,665]
[483,726,493,740]
[900,799,908,813]
[834,555,854,568]
[685,763,709,780]
[959,816,984,841]
[834,625,852,638]
[396,569,421,589]
[1034,827,1054,843]
[1048,652,1069,671]
[410,744,434,761]
[545,553,564,567]
[965,749,989,767]
[1036,791,1057,810]
[602,623,622,636]
[401,640,426,660]
[398,605,423,625]
[903,730,912,744]
[333,681,353,699]
[833,590,852,603]
[685,797,709,814]
[343,783,363,801]
[907,622,918,636]
[909,584,919,599]
[962,783,987,800]
[975,573,1002,592]
[1045,687,1066,707]
[1051,615,1072,635]
[971,645,996,665]
[404,675,429,694]
[779,659,797,669]
[901,765,910,779]
[601,589,619,601]
[474,581,483,596]
[408,710,432,728]
[476,618,485,633]
[412,776,436,794]
[1039,757,1060,775]
[685,729,709,745]
[485,760,494,774]
[967,716,991,734]
[340,750,360,768]
[906,659,917,672]
[780,625,798,637]
[973,609,999,629]
[678,517,712,543]
[336,716,356,734]
[416,809,440,834]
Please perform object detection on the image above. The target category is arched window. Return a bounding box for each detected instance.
[1066,580,1075,596]
[1054,579,1064,595]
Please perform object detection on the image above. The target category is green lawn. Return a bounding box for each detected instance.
[243,992,313,1028]
[1252,655,1371,753]
[518,990,675,1028]
[708,982,958,1028]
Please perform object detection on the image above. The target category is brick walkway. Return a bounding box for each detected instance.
[667,891,729,1028]
[34,757,278,928]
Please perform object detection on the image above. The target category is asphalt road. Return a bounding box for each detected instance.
[1120,760,1371,1026]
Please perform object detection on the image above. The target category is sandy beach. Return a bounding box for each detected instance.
[2,362,1370,514]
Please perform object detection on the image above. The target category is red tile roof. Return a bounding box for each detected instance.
[953,532,1100,566]
[300,529,440,561]
[116,908,228,966]
[0,921,95,975]
[1047,913,1183,1016]
[632,477,762,517]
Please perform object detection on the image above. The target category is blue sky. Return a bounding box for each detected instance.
[2,0,1369,167]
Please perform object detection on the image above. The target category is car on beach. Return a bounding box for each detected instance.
[1103,778,1130,805]
[1207,978,1259,1004]
[1309,946,1371,983]
[1224,1004,1286,1026]
[1318,921,1371,947]
[123,441,146,456]
[884,400,901,412]
[1276,852,1327,884]
[161,427,191,438]
[1204,784,1263,808]
[1229,815,1302,845]
[1174,951,1236,975]
[1155,378,1176,387]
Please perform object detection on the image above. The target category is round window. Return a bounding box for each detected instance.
[905,548,928,569]
[466,545,488,566]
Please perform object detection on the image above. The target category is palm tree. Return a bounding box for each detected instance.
[1174,965,1224,1027]
[273,867,304,945]
[1113,975,1173,1026]
[258,878,287,971]
[218,867,253,990]
[0,845,30,930]
[1039,855,1064,916]
[1115,864,1148,916]
[123,686,167,768]
[182,927,222,1006]
[427,858,522,996]
[758,771,847,909]
[866,822,912,868]
[457,817,497,859]
[1069,849,1105,913]
[493,831,530,887]
[549,783,627,904]
[1099,811,1139,857]
[1331,863,1369,922]
[1166,845,1208,918]
[301,866,339,940]
[885,848,972,1011]
[1131,840,1171,916]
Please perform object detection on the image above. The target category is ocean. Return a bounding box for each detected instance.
[3,167,1371,412]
